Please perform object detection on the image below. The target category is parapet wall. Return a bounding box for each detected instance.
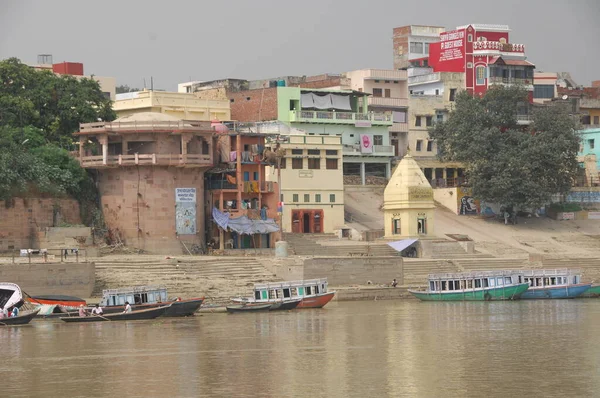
[0,262,95,298]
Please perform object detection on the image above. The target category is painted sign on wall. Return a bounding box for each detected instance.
[175,188,196,234]
[360,134,373,153]
[457,187,480,215]
[589,212,600,220]
[408,186,433,201]
[428,29,466,73]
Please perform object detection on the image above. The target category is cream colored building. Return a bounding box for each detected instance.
[114,90,230,121]
[267,135,345,234]
[383,154,435,238]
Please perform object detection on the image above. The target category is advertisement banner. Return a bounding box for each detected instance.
[360,134,373,153]
[175,188,196,235]
[429,29,466,73]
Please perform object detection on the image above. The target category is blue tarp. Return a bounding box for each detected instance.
[387,239,418,252]
[212,207,279,235]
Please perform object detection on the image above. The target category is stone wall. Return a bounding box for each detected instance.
[0,198,81,252]
[0,262,95,298]
[303,256,403,286]
[228,88,278,122]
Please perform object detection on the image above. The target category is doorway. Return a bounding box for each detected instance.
[303,213,310,233]
[417,218,427,235]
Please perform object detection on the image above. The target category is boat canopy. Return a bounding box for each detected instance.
[0,282,23,310]
[100,286,168,307]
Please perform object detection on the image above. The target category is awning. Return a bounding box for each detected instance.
[387,239,418,252]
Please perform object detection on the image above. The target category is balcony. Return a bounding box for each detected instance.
[389,123,409,133]
[368,97,408,108]
[472,41,525,54]
[408,73,441,86]
[343,144,395,156]
[79,153,212,168]
[206,180,276,192]
[78,120,212,134]
[516,114,532,125]
[290,110,392,126]
[362,69,407,80]
[488,77,533,87]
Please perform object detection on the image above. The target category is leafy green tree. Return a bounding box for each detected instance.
[116,84,140,94]
[429,85,580,210]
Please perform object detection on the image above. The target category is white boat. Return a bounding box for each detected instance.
[0,282,24,312]
[232,278,335,308]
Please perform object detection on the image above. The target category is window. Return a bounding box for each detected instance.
[533,85,554,99]
[436,111,444,122]
[292,158,303,169]
[416,140,423,151]
[415,116,422,127]
[374,80,380,83]
[426,116,433,126]
[329,194,335,203]
[435,89,439,96]
[449,88,457,102]
[253,172,258,180]
[291,149,303,155]
[385,88,391,98]
[373,135,383,145]
[410,42,424,54]
[243,171,250,181]
[308,158,320,169]
[393,111,407,123]
[326,158,338,169]
[304,194,310,202]
[595,116,600,125]
[393,219,401,234]
[325,150,338,156]
[468,34,473,42]
[476,66,486,85]
[424,42,430,54]
[373,88,383,97]
[307,149,320,155]
[426,141,433,152]
[467,62,473,69]
[589,139,595,149]
[315,194,321,203]
[292,194,298,203]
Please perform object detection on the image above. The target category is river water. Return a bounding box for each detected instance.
[2,300,600,398]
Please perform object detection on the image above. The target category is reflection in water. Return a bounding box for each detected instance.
[3,300,600,397]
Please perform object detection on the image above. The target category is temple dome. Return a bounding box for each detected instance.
[383,154,434,210]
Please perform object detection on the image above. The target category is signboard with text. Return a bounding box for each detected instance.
[175,188,196,234]
[428,29,466,73]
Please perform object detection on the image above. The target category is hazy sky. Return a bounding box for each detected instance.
[1,0,598,90]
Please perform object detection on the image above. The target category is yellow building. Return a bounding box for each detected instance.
[383,153,435,238]
[267,135,345,234]
[114,90,230,121]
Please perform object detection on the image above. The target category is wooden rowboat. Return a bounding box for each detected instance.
[163,298,204,317]
[226,304,272,313]
[269,298,301,311]
[0,309,40,326]
[60,305,171,323]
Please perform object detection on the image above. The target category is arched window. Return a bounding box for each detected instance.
[476,66,486,85]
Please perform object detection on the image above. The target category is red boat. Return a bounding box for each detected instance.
[297,291,336,308]
[27,295,86,308]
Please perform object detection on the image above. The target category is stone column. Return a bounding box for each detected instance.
[79,137,85,159]
[360,162,366,186]
[98,134,108,165]
[385,161,391,180]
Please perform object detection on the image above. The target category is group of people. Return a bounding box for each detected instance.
[76,302,132,317]
[0,306,20,319]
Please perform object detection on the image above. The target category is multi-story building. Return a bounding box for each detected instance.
[533,72,559,104]
[344,69,409,158]
[75,112,215,254]
[114,90,230,122]
[266,134,344,234]
[205,127,279,249]
[392,25,446,70]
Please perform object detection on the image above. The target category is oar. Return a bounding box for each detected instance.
[90,312,110,321]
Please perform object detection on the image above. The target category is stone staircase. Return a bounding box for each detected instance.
[541,257,600,282]
[92,256,281,305]
[453,258,530,271]
[284,233,399,257]
[402,259,461,286]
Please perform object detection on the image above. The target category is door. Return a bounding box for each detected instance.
[303,213,310,233]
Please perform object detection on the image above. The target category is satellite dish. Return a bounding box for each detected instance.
[562,95,568,100]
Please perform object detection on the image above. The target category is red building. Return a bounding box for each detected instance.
[428,24,534,102]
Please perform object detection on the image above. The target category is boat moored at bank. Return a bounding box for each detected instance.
[232,278,335,308]
[409,270,530,301]
[519,269,591,299]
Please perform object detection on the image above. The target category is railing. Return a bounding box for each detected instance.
[363,69,407,80]
[78,120,212,133]
[368,97,408,108]
[472,41,525,53]
[342,144,394,156]
[290,110,392,125]
[206,181,237,190]
[580,124,600,131]
[429,177,467,188]
[516,114,532,124]
[408,73,441,85]
[80,153,211,167]
[373,145,395,155]
[489,77,533,86]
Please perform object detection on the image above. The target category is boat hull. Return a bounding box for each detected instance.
[520,283,591,299]
[60,305,171,323]
[409,283,530,301]
[579,284,600,298]
[297,292,336,308]
[269,299,301,311]
[163,298,204,317]
[27,295,86,307]
[226,304,272,313]
[0,309,40,326]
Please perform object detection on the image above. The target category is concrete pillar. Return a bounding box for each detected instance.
[385,162,391,179]
[98,135,108,165]
[360,162,366,186]
[79,137,85,159]
[121,139,128,155]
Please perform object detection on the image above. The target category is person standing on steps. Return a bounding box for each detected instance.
[392,279,398,288]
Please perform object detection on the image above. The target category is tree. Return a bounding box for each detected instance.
[116,84,140,94]
[429,85,580,210]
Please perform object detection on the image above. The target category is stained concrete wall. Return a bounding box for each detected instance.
[0,198,81,252]
[0,262,95,298]
[303,256,403,286]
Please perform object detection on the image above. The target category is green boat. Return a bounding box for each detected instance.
[579,284,600,298]
[409,270,530,301]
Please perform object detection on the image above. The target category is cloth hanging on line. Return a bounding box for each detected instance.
[212,207,280,234]
[230,151,237,162]
[226,175,236,185]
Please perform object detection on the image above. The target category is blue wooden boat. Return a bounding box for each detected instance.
[520,269,591,299]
